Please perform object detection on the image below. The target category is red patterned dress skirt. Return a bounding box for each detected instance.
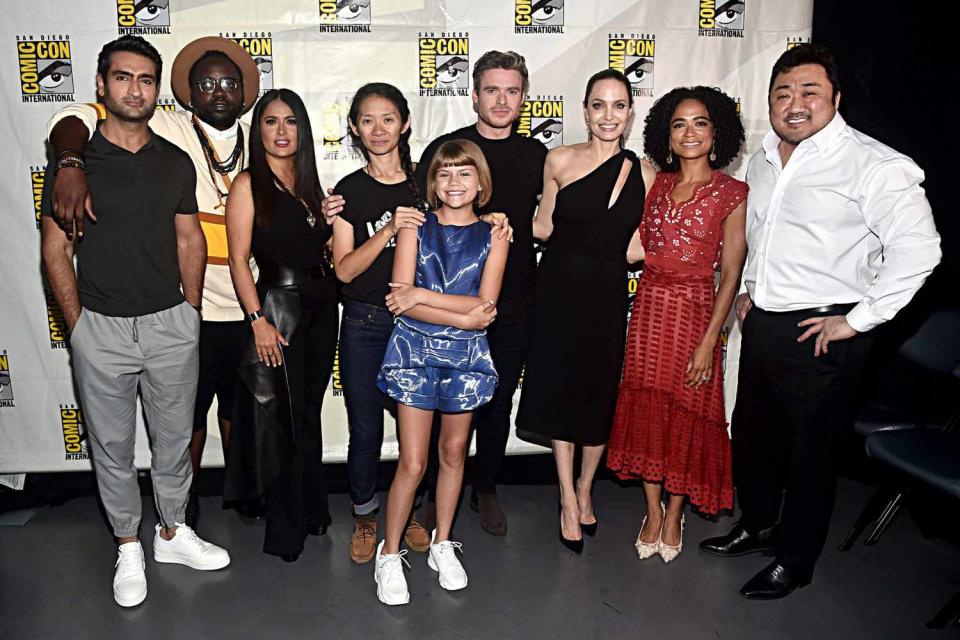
[607,263,733,515]
[608,170,745,514]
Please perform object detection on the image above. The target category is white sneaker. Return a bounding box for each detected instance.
[153,523,230,570]
[113,541,147,607]
[427,529,467,591]
[374,540,410,606]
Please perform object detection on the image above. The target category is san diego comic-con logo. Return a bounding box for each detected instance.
[223,33,273,94]
[30,166,44,229]
[698,0,745,38]
[517,96,564,150]
[16,35,74,103]
[43,283,69,350]
[318,0,372,32]
[320,94,360,161]
[786,36,811,50]
[0,350,14,407]
[59,405,90,460]
[156,96,178,112]
[331,344,343,397]
[116,0,171,36]
[608,33,654,98]
[515,0,564,34]
[418,32,470,97]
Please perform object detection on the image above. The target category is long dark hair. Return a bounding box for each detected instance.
[582,69,633,148]
[248,88,324,228]
[347,82,425,209]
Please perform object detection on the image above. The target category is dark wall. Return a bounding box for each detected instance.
[813,2,958,305]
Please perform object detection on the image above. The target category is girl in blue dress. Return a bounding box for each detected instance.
[373,140,509,605]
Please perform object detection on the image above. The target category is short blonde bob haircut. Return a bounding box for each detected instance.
[425,139,493,210]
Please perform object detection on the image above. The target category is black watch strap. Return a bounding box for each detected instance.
[247,309,263,323]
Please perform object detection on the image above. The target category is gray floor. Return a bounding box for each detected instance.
[1,478,958,640]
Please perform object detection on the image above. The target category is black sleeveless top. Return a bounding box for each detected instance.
[252,189,332,271]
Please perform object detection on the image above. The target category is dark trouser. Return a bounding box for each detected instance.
[471,294,533,496]
[264,279,339,556]
[732,304,871,577]
[341,299,394,515]
[192,320,246,432]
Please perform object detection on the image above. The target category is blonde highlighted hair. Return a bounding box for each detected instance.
[425,139,493,209]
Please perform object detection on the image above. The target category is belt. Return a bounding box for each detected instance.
[756,302,857,316]
[256,254,333,289]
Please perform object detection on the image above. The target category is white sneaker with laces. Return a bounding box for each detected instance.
[153,523,230,570]
[113,541,147,607]
[374,540,410,606]
[427,529,467,591]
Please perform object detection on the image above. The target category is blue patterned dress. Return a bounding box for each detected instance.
[377,212,498,412]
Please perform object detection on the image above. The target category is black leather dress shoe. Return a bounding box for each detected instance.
[699,523,776,557]
[740,561,810,600]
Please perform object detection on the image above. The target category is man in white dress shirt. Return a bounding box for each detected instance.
[700,44,941,600]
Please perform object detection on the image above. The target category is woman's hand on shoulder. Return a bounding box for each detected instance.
[479,212,513,242]
[390,206,426,235]
[321,187,346,224]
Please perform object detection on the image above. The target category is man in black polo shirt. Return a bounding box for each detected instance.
[41,35,230,608]
[417,50,548,535]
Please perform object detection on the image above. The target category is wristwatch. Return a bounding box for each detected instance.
[247,309,263,323]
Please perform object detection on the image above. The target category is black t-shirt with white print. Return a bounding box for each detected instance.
[335,168,419,307]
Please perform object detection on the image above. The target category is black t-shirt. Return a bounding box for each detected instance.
[335,169,419,307]
[41,128,198,317]
[416,125,547,302]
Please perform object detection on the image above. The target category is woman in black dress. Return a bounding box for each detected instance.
[224,89,338,562]
[518,70,657,552]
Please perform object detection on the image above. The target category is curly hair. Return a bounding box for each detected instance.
[642,86,744,172]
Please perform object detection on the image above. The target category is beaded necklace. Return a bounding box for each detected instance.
[192,115,245,211]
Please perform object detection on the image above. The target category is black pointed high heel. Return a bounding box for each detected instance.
[558,503,584,554]
[575,478,597,537]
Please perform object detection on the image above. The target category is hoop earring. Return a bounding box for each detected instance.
[709,148,717,162]
[666,150,673,165]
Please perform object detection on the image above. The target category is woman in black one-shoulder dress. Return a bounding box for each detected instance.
[518,70,656,552]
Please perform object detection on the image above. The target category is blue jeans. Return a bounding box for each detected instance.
[341,298,396,515]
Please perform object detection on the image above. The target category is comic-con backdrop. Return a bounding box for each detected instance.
[0,0,812,473]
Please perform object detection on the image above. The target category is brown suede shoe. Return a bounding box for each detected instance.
[404,512,431,553]
[471,493,507,536]
[350,513,377,564]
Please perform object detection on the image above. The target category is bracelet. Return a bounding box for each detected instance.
[247,309,263,323]
[55,156,85,173]
[56,148,83,160]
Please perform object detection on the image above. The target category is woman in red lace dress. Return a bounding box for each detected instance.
[607,86,747,563]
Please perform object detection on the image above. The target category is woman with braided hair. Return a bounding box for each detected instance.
[328,82,432,565]
[327,82,513,565]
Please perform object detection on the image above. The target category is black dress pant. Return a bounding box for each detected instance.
[264,278,338,557]
[471,295,533,496]
[732,305,871,577]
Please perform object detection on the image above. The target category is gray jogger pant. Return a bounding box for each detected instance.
[70,301,200,537]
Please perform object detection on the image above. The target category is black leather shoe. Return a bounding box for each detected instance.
[699,523,776,557]
[280,553,300,563]
[235,501,266,520]
[740,561,810,600]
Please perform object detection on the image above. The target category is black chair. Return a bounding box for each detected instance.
[863,428,960,629]
[838,310,960,550]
